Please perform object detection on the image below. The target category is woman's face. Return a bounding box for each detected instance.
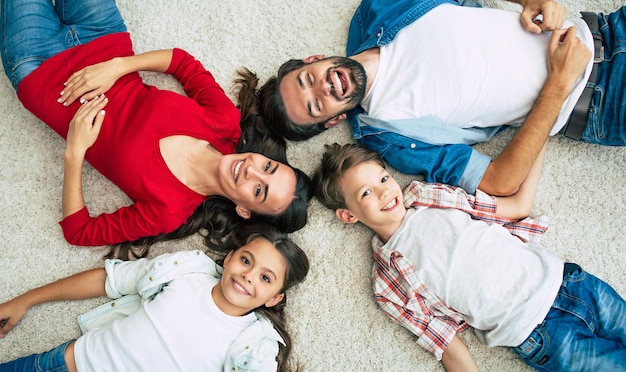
[219,152,296,218]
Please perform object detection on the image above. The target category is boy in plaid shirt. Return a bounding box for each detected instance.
[313,143,625,371]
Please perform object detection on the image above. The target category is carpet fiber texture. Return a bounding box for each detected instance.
[0,0,624,370]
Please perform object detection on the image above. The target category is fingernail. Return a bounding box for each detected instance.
[80,98,86,104]
[100,110,106,116]
[57,98,63,103]
[63,102,69,106]
[60,90,64,96]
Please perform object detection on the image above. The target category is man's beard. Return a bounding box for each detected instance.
[328,57,367,108]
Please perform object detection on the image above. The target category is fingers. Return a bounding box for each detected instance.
[58,70,100,106]
[520,0,567,34]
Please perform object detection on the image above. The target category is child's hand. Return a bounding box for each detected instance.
[65,95,108,159]
[0,298,29,338]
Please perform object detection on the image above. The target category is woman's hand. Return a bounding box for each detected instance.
[0,298,29,339]
[58,58,123,106]
[65,95,108,158]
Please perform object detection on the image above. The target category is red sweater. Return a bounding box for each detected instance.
[18,33,241,246]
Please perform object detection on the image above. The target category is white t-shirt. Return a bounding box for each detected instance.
[387,207,563,347]
[74,274,257,372]
[361,4,594,135]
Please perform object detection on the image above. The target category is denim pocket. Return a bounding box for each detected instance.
[513,326,550,366]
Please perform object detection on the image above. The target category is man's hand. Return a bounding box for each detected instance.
[515,0,567,33]
[547,26,592,88]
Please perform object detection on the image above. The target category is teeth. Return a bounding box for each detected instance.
[234,160,242,182]
[382,198,397,211]
[233,280,248,295]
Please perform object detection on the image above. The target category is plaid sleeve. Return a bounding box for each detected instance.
[372,250,465,360]
[404,181,548,243]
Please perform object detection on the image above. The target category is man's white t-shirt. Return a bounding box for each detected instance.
[361,4,594,135]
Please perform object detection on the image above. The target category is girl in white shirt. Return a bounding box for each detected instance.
[0,223,309,372]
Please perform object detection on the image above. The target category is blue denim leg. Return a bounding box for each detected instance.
[581,7,626,145]
[0,340,72,372]
[1,0,126,92]
[512,264,626,371]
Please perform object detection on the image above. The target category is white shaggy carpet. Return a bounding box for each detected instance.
[0,0,624,371]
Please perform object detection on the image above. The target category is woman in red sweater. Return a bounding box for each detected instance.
[1,0,311,259]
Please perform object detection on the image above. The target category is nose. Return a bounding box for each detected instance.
[242,271,252,283]
[244,163,267,181]
[315,77,331,97]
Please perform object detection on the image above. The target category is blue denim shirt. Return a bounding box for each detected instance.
[346,0,492,194]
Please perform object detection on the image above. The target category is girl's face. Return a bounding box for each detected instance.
[218,152,296,219]
[213,238,287,316]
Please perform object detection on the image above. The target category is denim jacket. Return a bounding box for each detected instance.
[77,250,284,372]
[346,0,492,194]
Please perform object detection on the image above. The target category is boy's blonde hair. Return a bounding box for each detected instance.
[313,143,385,210]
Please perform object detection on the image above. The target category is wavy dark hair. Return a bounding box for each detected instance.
[242,61,328,142]
[106,72,313,260]
[208,223,309,372]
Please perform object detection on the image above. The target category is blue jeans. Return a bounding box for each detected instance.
[581,7,626,145]
[0,340,72,372]
[512,263,626,371]
[1,0,127,92]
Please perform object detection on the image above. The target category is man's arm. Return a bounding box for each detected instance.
[0,268,106,338]
[494,143,546,219]
[478,26,591,196]
[58,50,174,106]
[441,334,480,372]
[507,0,567,33]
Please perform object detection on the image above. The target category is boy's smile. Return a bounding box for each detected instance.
[337,161,406,242]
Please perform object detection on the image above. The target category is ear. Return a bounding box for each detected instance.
[264,293,285,308]
[302,54,326,64]
[323,113,347,129]
[235,205,251,219]
[223,251,234,266]
[336,208,359,224]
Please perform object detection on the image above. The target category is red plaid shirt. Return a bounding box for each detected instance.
[371,181,549,360]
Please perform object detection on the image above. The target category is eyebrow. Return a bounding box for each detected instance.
[261,163,280,203]
[244,250,278,281]
[297,71,316,118]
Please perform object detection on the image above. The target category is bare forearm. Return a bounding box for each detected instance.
[115,49,174,75]
[494,143,547,219]
[17,269,107,309]
[479,77,568,196]
[62,151,87,218]
[441,334,480,372]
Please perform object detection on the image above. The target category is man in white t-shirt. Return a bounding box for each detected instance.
[254,0,625,197]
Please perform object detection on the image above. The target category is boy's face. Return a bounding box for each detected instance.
[337,161,406,242]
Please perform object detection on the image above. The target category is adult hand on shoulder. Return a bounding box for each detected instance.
[65,95,108,158]
[547,26,592,87]
[58,58,123,106]
[517,0,566,34]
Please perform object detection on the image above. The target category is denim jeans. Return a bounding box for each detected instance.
[512,263,626,371]
[0,340,72,372]
[581,7,626,145]
[1,0,127,92]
